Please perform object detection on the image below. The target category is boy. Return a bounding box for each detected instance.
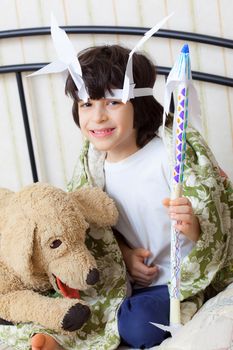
[32,45,200,349]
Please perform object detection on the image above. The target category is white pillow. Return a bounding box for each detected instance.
[154,282,233,350]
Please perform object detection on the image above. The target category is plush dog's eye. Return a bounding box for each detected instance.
[50,239,62,249]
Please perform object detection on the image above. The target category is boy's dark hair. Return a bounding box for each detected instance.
[65,45,164,148]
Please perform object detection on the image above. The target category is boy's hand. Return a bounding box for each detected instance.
[124,248,159,287]
[163,197,200,242]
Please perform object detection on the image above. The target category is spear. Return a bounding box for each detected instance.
[151,44,200,334]
[169,44,191,327]
[168,43,202,329]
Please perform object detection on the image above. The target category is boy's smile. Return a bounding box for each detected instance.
[89,128,115,137]
[78,98,139,162]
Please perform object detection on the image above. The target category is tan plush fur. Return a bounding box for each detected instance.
[0,183,118,332]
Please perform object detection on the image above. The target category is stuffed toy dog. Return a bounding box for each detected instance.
[0,183,118,333]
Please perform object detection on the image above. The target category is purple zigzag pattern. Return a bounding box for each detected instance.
[173,87,187,184]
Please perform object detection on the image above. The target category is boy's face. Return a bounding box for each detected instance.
[78,98,138,162]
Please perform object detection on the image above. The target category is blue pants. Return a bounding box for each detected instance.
[117,285,170,349]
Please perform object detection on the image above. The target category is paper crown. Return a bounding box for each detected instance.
[29,13,173,103]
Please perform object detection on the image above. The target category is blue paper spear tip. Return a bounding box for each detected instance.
[181,44,189,54]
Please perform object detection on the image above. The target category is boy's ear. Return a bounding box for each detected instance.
[69,187,118,227]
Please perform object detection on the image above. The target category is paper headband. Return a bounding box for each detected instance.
[29,13,173,103]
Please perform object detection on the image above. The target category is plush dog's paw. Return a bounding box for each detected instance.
[62,303,91,331]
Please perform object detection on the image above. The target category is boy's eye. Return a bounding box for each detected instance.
[79,102,92,108]
[107,100,121,106]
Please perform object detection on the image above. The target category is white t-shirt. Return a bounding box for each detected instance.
[104,136,194,287]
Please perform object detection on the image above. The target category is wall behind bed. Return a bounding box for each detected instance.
[0,0,232,190]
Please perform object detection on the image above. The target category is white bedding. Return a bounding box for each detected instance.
[155,282,233,350]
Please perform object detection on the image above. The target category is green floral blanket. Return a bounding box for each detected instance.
[0,127,232,349]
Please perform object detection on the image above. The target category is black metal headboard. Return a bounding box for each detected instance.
[1,26,233,183]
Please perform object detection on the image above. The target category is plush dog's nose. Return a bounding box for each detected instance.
[86,268,99,285]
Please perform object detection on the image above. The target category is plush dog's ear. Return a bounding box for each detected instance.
[0,188,14,225]
[0,188,13,205]
[69,187,118,227]
[0,213,35,281]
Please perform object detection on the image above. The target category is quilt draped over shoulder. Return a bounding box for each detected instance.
[0,126,232,350]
